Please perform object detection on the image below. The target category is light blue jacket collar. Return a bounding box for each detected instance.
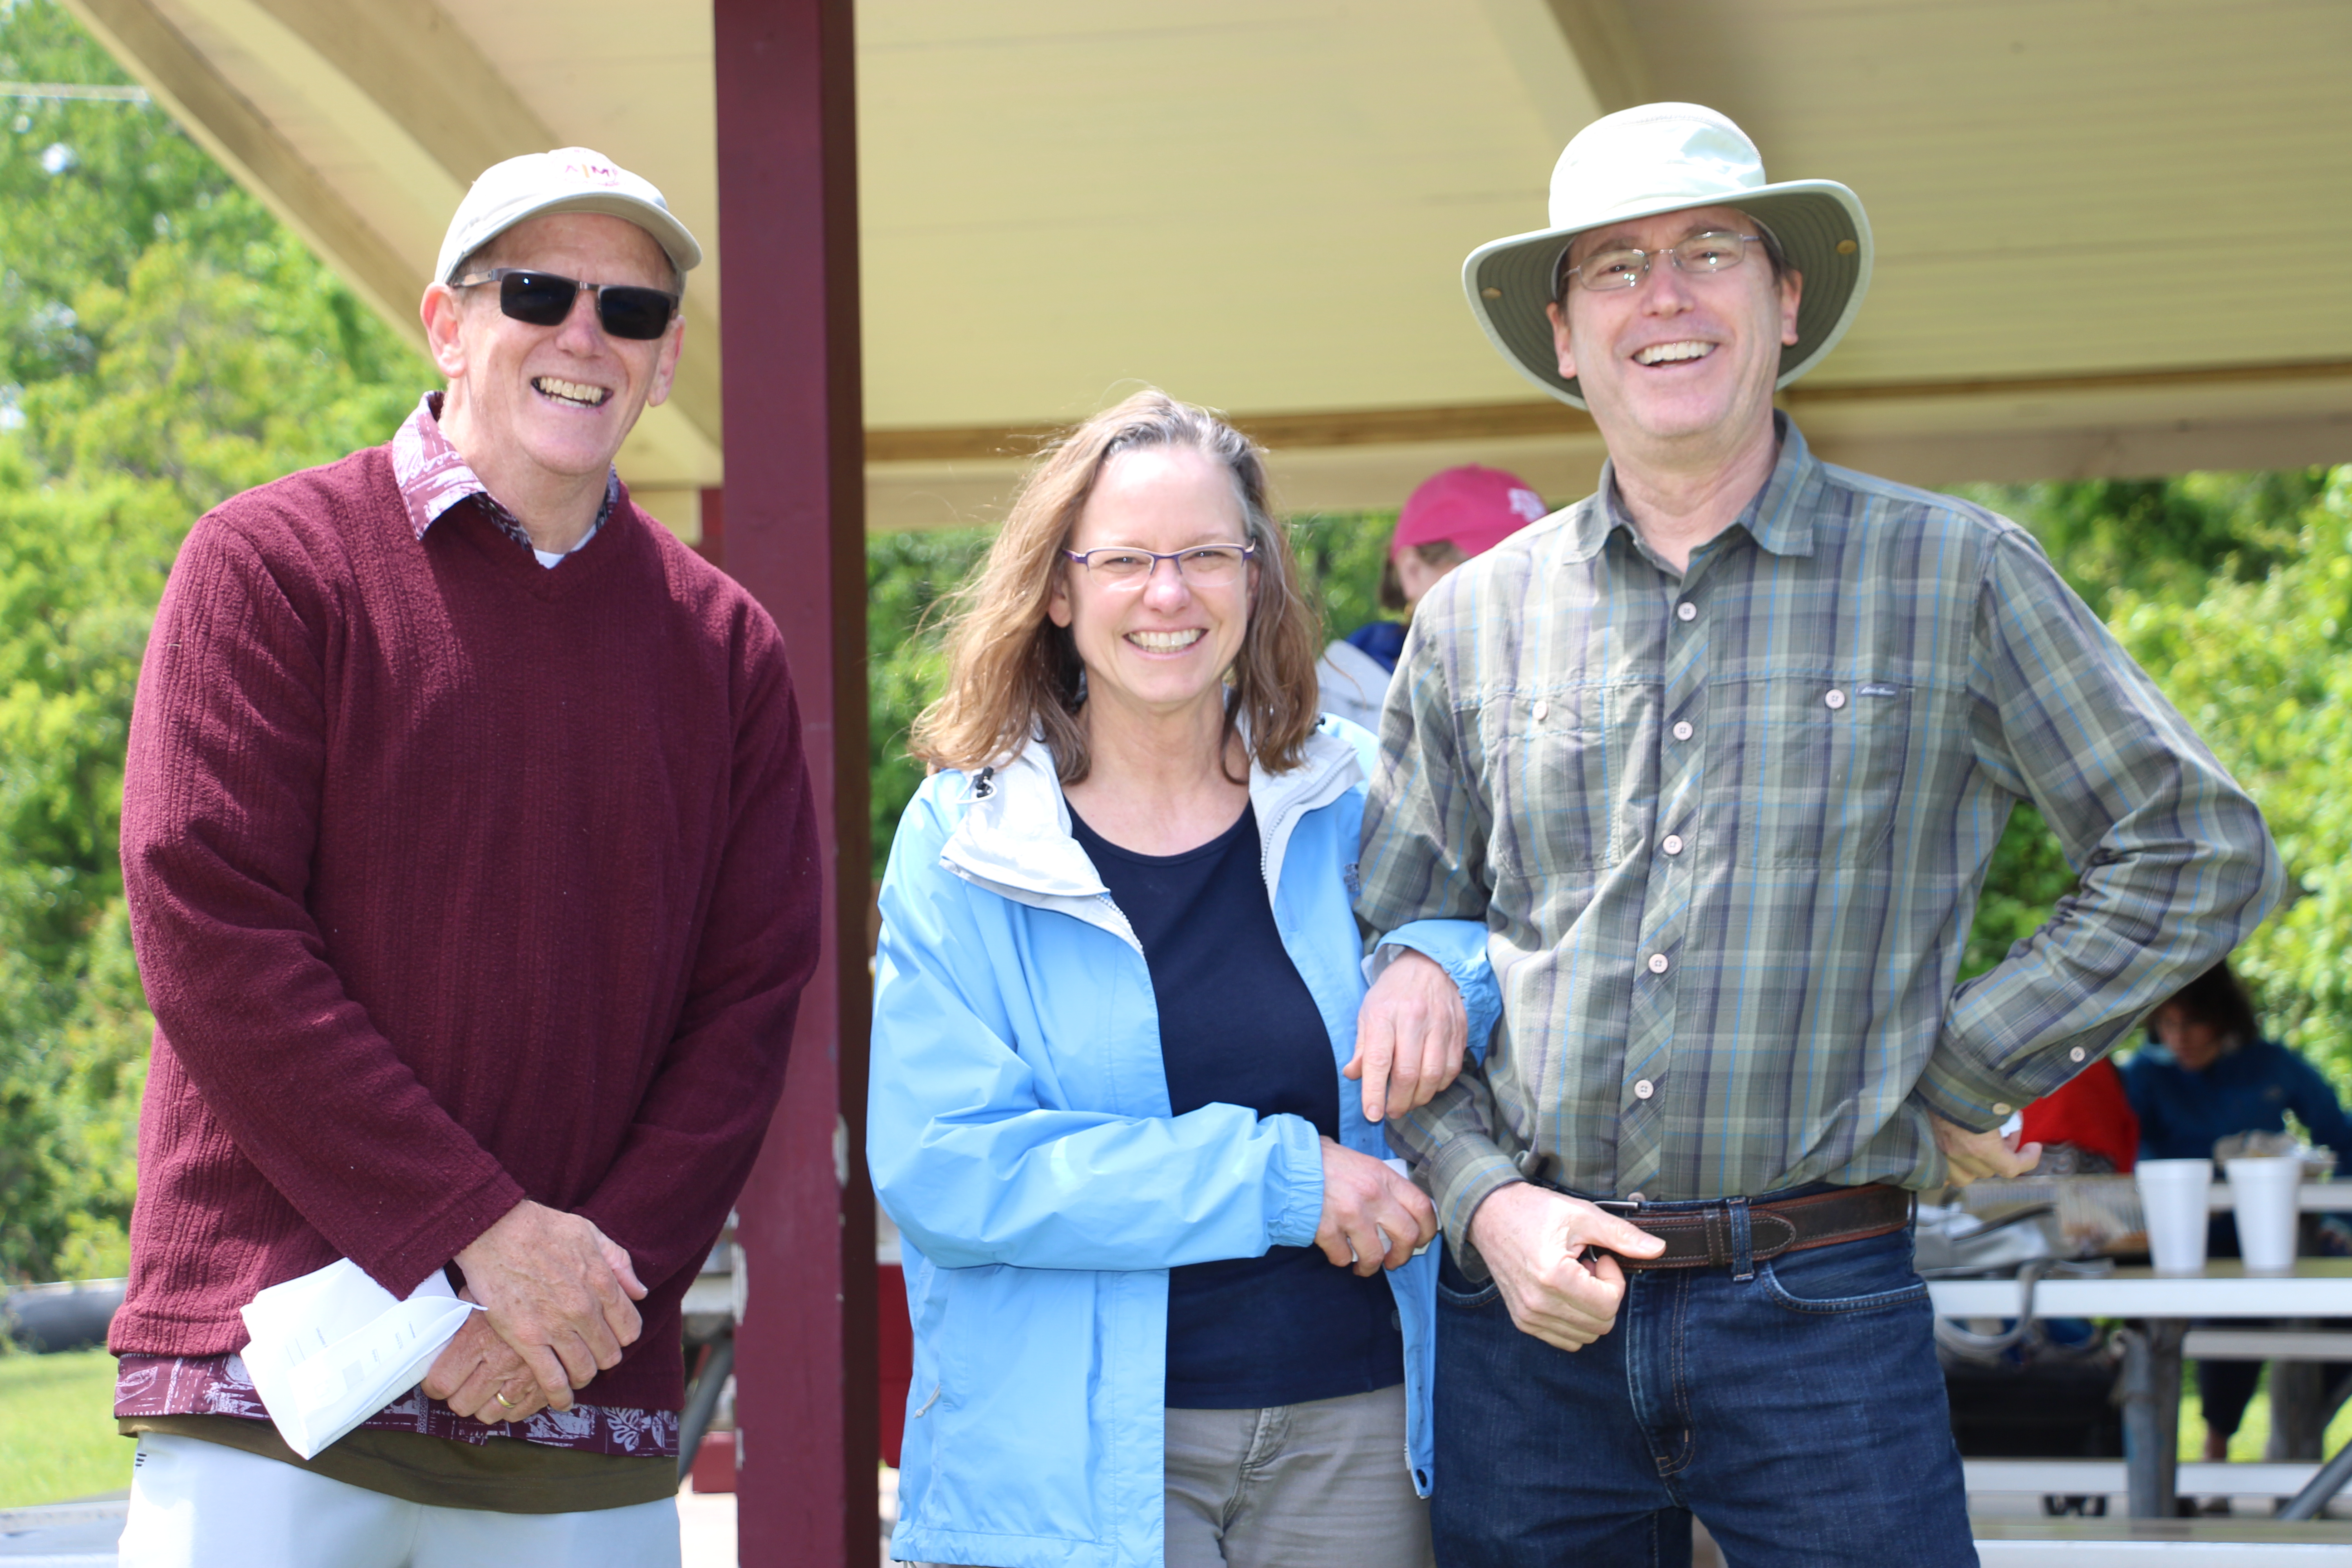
[939,725,1364,941]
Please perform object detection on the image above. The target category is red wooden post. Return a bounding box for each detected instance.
[710,2,876,1564]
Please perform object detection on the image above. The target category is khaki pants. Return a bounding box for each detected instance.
[915,1383,1432,1568]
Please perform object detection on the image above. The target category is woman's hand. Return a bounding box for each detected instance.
[1344,948,1468,1122]
[1314,1138,1438,1275]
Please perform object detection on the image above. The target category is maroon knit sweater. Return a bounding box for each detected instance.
[114,447,820,1411]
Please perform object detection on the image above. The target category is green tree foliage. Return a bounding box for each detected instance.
[2101,470,2352,1079]
[1956,473,2321,616]
[866,525,997,883]
[0,0,423,1282]
[1944,472,2337,1019]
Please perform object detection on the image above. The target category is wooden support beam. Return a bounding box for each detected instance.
[59,0,428,338]
[711,1,876,1565]
[1538,0,1651,113]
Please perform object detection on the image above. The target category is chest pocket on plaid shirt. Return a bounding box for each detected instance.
[1485,685,1648,877]
[1717,677,1912,868]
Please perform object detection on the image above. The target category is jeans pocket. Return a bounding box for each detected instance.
[1758,1231,1929,1315]
[1434,1241,1503,1310]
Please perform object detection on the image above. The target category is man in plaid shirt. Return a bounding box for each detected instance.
[1346,104,2281,1564]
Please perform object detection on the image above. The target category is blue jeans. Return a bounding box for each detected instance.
[1430,1208,1975,1567]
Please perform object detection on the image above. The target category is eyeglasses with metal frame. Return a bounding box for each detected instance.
[450,268,681,341]
[1557,231,1762,301]
[1060,543,1256,586]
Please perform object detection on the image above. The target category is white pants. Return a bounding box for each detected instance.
[118,1433,682,1568]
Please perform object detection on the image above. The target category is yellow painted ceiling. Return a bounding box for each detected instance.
[64,0,2352,528]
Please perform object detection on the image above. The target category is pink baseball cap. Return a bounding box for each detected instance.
[1391,466,1549,559]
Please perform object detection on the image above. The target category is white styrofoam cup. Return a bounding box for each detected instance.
[2225,1155,2303,1275]
[2136,1158,2213,1275]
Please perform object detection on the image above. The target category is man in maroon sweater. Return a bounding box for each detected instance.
[111,149,821,1564]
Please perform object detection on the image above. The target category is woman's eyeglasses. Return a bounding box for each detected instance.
[451,269,680,340]
[1061,544,1255,586]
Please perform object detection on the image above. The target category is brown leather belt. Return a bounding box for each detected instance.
[1580,1184,1915,1271]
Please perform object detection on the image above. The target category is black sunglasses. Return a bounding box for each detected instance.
[452,268,680,340]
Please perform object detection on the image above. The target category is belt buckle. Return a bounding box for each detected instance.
[1591,1198,1643,1216]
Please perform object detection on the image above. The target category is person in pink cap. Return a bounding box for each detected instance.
[1315,466,1548,731]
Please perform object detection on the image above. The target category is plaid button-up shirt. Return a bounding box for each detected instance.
[1361,419,2282,1253]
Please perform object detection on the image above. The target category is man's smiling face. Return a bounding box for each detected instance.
[426,211,683,487]
[1545,204,1799,458]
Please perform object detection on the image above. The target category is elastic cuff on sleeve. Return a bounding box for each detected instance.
[1372,921,1503,1064]
[1266,1114,1328,1249]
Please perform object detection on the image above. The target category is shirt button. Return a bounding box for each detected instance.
[1634,1079,1655,1100]
[1824,689,1847,710]
[1662,834,1685,855]
[1532,700,1549,722]
[1627,1191,1646,1203]
[1993,1102,2013,1116]
[1672,720,1693,741]
[1676,602,1697,622]
[1647,953,1669,974]
[2069,1046,2086,1063]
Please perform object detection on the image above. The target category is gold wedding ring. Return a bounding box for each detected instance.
[494,1388,519,1411]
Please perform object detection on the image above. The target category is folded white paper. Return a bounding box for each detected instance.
[239,1259,482,1459]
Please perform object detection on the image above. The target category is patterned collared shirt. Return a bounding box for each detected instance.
[114,392,665,1456]
[389,390,618,559]
[115,1351,678,1459]
[1361,418,2281,1252]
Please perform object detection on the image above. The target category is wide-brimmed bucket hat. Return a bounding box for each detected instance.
[1463,103,1872,410]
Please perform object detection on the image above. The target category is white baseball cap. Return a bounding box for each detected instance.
[1462,103,1872,410]
[435,147,703,287]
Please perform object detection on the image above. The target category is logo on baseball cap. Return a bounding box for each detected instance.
[1392,466,1550,560]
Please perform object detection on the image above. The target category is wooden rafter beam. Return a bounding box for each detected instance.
[60,0,723,462]
[1539,0,1651,114]
[62,0,429,342]
[862,357,2352,465]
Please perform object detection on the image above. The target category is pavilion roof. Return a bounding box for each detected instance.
[63,0,2352,532]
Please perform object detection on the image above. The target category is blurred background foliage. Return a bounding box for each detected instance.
[1,0,2348,1289]
[0,0,424,1284]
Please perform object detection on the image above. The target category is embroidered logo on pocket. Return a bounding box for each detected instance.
[1858,682,1901,698]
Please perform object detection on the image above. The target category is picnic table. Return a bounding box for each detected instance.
[1928,1259,2352,1519]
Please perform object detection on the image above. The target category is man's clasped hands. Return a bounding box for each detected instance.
[420,1199,647,1423]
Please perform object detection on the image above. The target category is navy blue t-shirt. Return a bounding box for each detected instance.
[1068,802,1405,1410]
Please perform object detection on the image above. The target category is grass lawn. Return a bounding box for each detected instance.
[0,1348,132,1505]
[2181,1367,2352,1461]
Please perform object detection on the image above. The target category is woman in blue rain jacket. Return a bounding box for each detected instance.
[868,392,1496,1568]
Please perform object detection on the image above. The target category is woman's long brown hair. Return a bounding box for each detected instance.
[910,388,1323,784]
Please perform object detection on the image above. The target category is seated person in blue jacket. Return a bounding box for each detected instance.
[868,389,1500,1568]
[2124,957,2352,1460]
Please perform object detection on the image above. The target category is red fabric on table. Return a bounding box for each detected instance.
[114,446,822,1414]
[2019,1057,2140,1173]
